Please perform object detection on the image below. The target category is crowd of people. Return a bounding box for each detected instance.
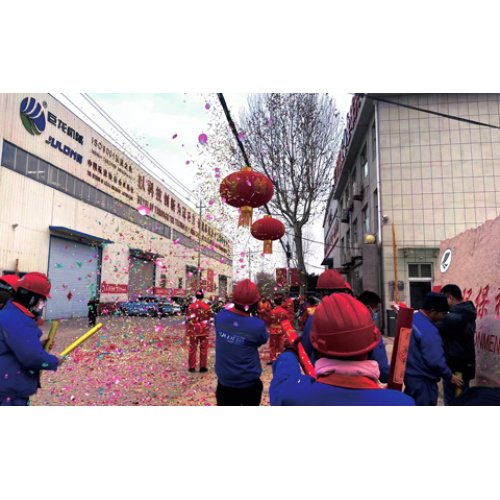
[1,268,498,406]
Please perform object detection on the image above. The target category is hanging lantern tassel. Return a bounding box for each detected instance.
[264,240,273,254]
[238,206,253,228]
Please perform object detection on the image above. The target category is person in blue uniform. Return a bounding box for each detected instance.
[214,279,269,406]
[270,293,415,406]
[0,272,65,406]
[404,292,463,406]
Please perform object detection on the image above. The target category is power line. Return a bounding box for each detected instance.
[56,93,198,209]
[355,93,500,131]
[81,93,198,204]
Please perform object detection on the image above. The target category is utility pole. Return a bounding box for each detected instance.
[197,200,206,290]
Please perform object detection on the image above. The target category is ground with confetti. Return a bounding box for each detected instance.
[31,315,273,406]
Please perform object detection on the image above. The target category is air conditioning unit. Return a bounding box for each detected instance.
[353,182,364,201]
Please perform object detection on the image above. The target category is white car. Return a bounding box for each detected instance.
[172,303,182,315]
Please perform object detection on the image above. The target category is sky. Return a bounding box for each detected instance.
[52,92,354,278]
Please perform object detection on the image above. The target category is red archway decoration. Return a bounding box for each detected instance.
[251,215,285,254]
[220,167,274,228]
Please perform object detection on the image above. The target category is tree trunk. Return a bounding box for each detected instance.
[293,227,308,296]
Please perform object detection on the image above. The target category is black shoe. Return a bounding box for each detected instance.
[188,368,196,373]
[200,367,208,373]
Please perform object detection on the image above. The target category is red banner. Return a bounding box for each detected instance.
[101,283,128,294]
[276,268,287,287]
[206,269,214,293]
[290,269,300,287]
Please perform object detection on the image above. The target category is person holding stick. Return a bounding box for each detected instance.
[404,292,463,406]
[270,293,414,406]
[0,273,65,406]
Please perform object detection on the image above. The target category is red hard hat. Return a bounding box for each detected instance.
[310,293,380,358]
[316,269,347,290]
[15,272,52,299]
[233,279,260,306]
[0,275,19,287]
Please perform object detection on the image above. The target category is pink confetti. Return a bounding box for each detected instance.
[199,134,208,145]
[205,103,210,110]
[172,134,178,139]
[238,133,245,141]
[138,206,151,216]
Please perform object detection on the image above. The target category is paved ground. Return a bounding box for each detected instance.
[30,315,443,406]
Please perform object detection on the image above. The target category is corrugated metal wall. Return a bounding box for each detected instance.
[128,256,154,298]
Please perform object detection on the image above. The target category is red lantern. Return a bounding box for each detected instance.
[251,215,285,254]
[220,167,274,228]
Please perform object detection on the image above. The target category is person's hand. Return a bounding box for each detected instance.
[451,374,463,388]
[284,336,302,358]
[57,355,67,366]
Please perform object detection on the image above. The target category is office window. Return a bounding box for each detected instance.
[361,145,368,178]
[27,155,39,180]
[2,141,16,169]
[409,263,433,279]
[353,218,358,245]
[362,205,369,234]
[15,149,28,175]
[373,189,379,233]
[372,122,377,161]
[37,160,49,182]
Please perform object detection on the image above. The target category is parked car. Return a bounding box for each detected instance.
[171,303,182,315]
[119,296,167,317]
[161,303,175,316]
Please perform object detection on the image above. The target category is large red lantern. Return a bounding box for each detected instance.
[220,167,274,228]
[251,215,285,254]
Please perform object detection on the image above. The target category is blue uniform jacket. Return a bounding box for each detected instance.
[302,316,390,383]
[0,301,59,399]
[405,311,452,383]
[270,352,415,406]
[214,309,269,388]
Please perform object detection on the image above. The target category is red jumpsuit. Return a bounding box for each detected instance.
[257,299,272,327]
[282,298,295,324]
[299,305,318,331]
[185,300,212,370]
[268,306,289,362]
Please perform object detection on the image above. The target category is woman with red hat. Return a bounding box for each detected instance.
[214,279,269,405]
[269,293,415,406]
[0,272,65,406]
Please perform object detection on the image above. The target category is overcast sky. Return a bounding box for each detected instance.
[52,92,354,276]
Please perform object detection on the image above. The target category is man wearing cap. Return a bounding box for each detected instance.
[185,290,212,373]
[269,293,415,406]
[214,279,269,405]
[0,272,65,406]
[404,292,463,406]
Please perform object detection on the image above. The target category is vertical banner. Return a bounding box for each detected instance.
[290,269,300,287]
[207,269,214,292]
[387,306,415,391]
[276,268,288,287]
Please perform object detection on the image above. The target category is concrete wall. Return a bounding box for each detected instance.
[434,216,500,388]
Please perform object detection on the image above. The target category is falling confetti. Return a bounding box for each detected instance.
[198,134,208,145]
[138,206,151,216]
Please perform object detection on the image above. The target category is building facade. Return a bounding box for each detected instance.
[324,93,500,333]
[0,93,233,320]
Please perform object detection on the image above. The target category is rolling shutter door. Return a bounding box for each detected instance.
[46,236,99,320]
[128,256,155,298]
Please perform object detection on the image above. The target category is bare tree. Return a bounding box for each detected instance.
[239,93,343,294]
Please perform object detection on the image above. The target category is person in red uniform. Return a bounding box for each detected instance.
[282,293,295,324]
[257,295,272,327]
[185,290,212,373]
[267,295,289,365]
[299,296,319,331]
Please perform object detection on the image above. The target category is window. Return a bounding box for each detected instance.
[27,155,39,179]
[409,263,433,279]
[15,149,28,175]
[362,205,369,234]
[353,218,358,245]
[361,145,368,178]
[373,189,379,233]
[372,122,377,161]
[2,141,16,169]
